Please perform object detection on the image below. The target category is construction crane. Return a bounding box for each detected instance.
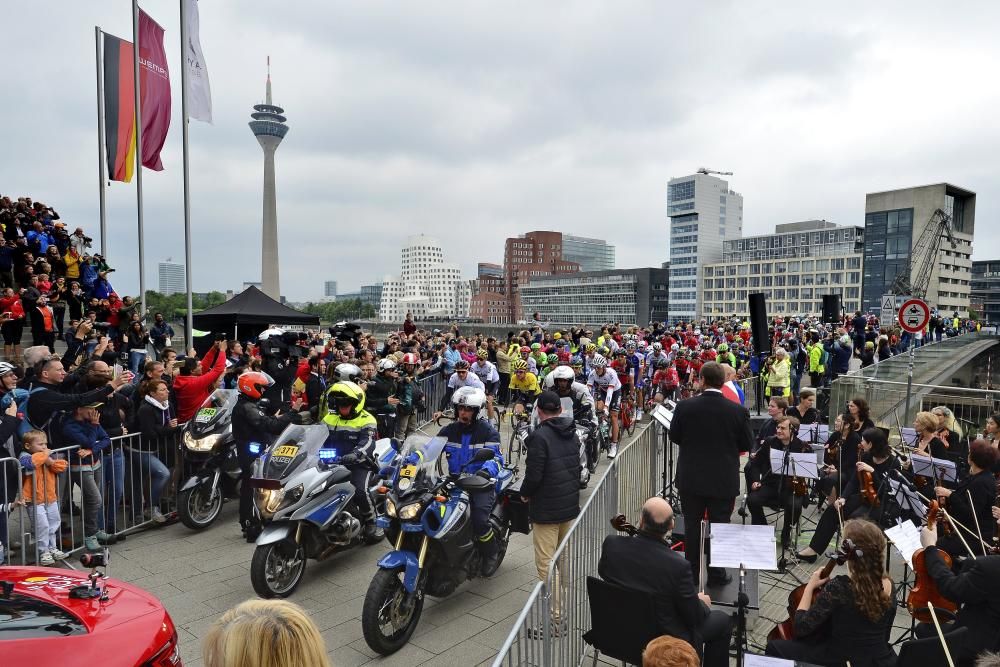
[696,167,733,176]
[889,208,958,299]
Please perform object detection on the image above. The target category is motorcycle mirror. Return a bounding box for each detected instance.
[472,448,495,463]
[389,438,401,452]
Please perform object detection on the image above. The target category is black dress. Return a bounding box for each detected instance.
[766,574,896,666]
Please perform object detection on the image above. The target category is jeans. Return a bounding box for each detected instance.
[790,371,802,399]
[129,449,169,509]
[33,501,60,554]
[128,349,147,374]
[99,449,125,532]
[70,468,103,537]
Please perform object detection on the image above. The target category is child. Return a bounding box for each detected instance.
[21,430,68,565]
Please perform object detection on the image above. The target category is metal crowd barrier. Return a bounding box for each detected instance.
[492,420,660,667]
[1,430,182,566]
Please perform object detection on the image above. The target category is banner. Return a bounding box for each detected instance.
[103,33,137,182]
[183,0,213,123]
[138,9,171,170]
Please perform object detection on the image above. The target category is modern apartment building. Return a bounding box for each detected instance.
[862,183,975,317]
[379,235,469,321]
[701,220,863,319]
[971,260,1000,324]
[562,235,616,272]
[157,260,185,296]
[520,267,669,326]
[667,172,744,322]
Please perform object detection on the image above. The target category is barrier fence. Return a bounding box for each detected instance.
[492,420,662,667]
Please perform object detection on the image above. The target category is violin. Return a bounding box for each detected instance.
[934,472,953,537]
[907,500,959,624]
[791,476,809,497]
[825,438,841,467]
[767,538,859,642]
[858,468,879,507]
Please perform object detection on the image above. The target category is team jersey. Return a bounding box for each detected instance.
[470,360,499,386]
[509,372,541,396]
[627,352,644,385]
[587,368,622,402]
[447,372,485,391]
[610,358,631,386]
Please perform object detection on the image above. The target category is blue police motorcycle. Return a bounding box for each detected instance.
[361,434,529,655]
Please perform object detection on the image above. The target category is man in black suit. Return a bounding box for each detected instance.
[669,361,753,584]
[599,497,733,667]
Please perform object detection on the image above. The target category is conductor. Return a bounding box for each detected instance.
[669,361,753,584]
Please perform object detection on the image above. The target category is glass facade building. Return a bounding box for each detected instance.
[561,235,615,272]
[520,268,669,326]
[157,261,185,296]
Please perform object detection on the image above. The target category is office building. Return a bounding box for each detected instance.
[520,268,669,326]
[359,283,382,309]
[667,171,744,322]
[701,220,863,319]
[379,235,468,321]
[562,235,615,272]
[324,281,338,298]
[971,261,1000,324]
[862,184,976,316]
[158,260,185,296]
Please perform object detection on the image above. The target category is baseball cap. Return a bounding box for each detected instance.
[536,390,563,413]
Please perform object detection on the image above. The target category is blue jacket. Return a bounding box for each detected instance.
[442,347,461,374]
[438,419,502,480]
[62,418,112,471]
[834,343,852,374]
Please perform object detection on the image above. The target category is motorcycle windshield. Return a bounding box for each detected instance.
[189,389,237,435]
[396,435,449,493]
[258,424,330,480]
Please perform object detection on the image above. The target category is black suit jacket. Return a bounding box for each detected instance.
[669,390,752,499]
[926,548,1000,656]
[599,533,709,649]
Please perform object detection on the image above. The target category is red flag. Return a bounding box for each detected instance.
[138,9,170,171]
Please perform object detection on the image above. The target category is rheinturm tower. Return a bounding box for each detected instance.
[248,58,288,300]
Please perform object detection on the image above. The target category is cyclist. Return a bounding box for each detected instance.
[508,358,540,417]
[529,342,547,372]
[470,348,500,421]
[586,355,622,458]
[518,345,538,375]
[625,342,646,419]
[571,356,587,384]
[435,359,485,419]
[542,365,598,471]
[582,343,598,375]
[651,358,680,403]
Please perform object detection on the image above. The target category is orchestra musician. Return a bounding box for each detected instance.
[816,413,862,504]
[786,389,818,425]
[980,413,999,447]
[912,411,950,460]
[847,397,875,432]
[746,415,812,547]
[766,519,897,667]
[599,497,733,667]
[932,438,997,559]
[744,397,788,491]
[932,405,964,454]
[918,515,1000,662]
[797,428,899,563]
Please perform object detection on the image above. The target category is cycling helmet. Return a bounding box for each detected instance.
[656,359,669,369]
[625,342,636,352]
[614,349,627,357]
[519,346,531,354]
[550,365,575,386]
[455,360,471,371]
[400,352,419,366]
[546,353,558,364]
[592,355,608,369]
[332,363,363,383]
[511,359,528,371]
[530,343,541,351]
[670,343,680,352]
[237,371,274,401]
[652,342,663,351]
[598,346,610,356]
[585,343,597,353]
[637,340,647,350]
[0,362,16,377]
[476,348,488,360]
[327,381,365,419]
[452,386,486,418]
[717,343,729,352]
[571,356,583,367]
[376,358,397,373]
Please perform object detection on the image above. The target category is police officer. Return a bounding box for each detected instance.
[233,371,299,541]
[543,365,598,472]
[321,381,382,541]
[437,386,504,576]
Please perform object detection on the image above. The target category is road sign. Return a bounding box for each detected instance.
[898,298,930,334]
[880,294,895,327]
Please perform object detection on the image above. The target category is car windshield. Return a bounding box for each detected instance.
[396,435,449,492]
[0,592,87,638]
[257,424,330,480]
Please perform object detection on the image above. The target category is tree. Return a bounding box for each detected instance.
[301,299,375,323]
[144,290,227,321]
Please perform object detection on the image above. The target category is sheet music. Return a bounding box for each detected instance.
[768,449,820,480]
[887,477,927,521]
[909,453,958,482]
[814,424,830,443]
[744,655,794,667]
[885,520,922,568]
[709,523,778,570]
[651,404,673,428]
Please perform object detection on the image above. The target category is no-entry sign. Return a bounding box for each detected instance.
[898,298,930,334]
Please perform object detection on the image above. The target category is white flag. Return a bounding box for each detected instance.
[184,0,212,123]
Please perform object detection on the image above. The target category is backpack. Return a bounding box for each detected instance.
[819,346,830,368]
[11,386,69,446]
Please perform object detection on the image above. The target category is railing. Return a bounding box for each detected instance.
[492,420,661,667]
[1,430,181,566]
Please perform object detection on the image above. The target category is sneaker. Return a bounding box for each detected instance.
[39,551,55,565]
[84,535,101,551]
[607,442,618,459]
[94,530,118,545]
[50,548,68,561]
[636,410,644,421]
[151,508,167,524]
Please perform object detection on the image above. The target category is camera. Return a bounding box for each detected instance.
[214,332,227,342]
[93,322,111,333]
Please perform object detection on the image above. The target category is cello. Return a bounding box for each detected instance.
[906,500,959,624]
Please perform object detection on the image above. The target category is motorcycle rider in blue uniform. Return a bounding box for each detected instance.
[436,386,504,576]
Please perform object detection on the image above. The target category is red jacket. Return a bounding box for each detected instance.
[174,348,226,423]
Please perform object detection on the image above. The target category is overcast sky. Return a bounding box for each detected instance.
[3,1,999,302]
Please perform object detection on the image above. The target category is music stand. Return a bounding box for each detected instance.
[909,453,958,484]
[769,449,819,571]
[652,404,678,504]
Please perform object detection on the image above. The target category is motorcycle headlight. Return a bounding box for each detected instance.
[398,502,424,521]
[385,497,397,518]
[255,488,282,519]
[184,432,222,452]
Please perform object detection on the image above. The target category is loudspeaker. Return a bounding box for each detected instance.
[822,295,841,324]
[748,293,770,356]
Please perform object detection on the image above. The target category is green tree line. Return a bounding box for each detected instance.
[301,299,376,323]
[144,290,228,321]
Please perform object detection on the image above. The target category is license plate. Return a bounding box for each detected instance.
[194,408,216,423]
[272,445,299,458]
[399,465,417,478]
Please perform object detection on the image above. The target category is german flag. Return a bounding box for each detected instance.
[103,32,136,183]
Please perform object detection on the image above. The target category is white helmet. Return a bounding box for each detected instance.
[258,327,284,341]
[0,361,16,377]
[592,355,608,369]
[652,342,663,352]
[452,386,486,410]
[376,358,397,373]
[333,363,363,382]
[670,343,680,351]
[550,365,575,383]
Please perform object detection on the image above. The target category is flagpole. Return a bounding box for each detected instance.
[95,27,108,257]
[132,0,147,321]
[179,0,194,346]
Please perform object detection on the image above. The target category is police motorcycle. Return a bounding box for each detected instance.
[177,389,241,530]
[248,423,396,597]
[361,434,529,655]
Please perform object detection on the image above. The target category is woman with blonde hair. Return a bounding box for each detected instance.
[203,599,330,667]
[913,411,949,459]
[766,346,791,399]
[931,405,963,451]
[769,519,896,666]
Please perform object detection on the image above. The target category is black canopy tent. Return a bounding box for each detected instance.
[191,286,320,347]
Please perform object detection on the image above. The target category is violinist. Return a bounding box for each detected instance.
[980,413,999,447]
[933,438,997,559]
[747,415,812,548]
[913,411,949,460]
[918,516,1000,661]
[847,397,875,432]
[797,428,900,562]
[767,519,896,667]
[744,397,788,489]
[932,405,963,453]
[816,413,862,504]
[786,389,818,425]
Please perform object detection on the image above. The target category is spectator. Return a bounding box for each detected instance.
[70,227,92,256]
[48,276,67,337]
[124,320,150,374]
[0,397,21,564]
[173,340,227,423]
[28,293,56,352]
[20,430,68,565]
[24,357,128,445]
[61,402,114,549]
[134,379,178,523]
[149,312,174,356]
[203,599,330,667]
[0,287,25,359]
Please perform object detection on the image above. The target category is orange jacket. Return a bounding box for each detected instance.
[22,451,68,504]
